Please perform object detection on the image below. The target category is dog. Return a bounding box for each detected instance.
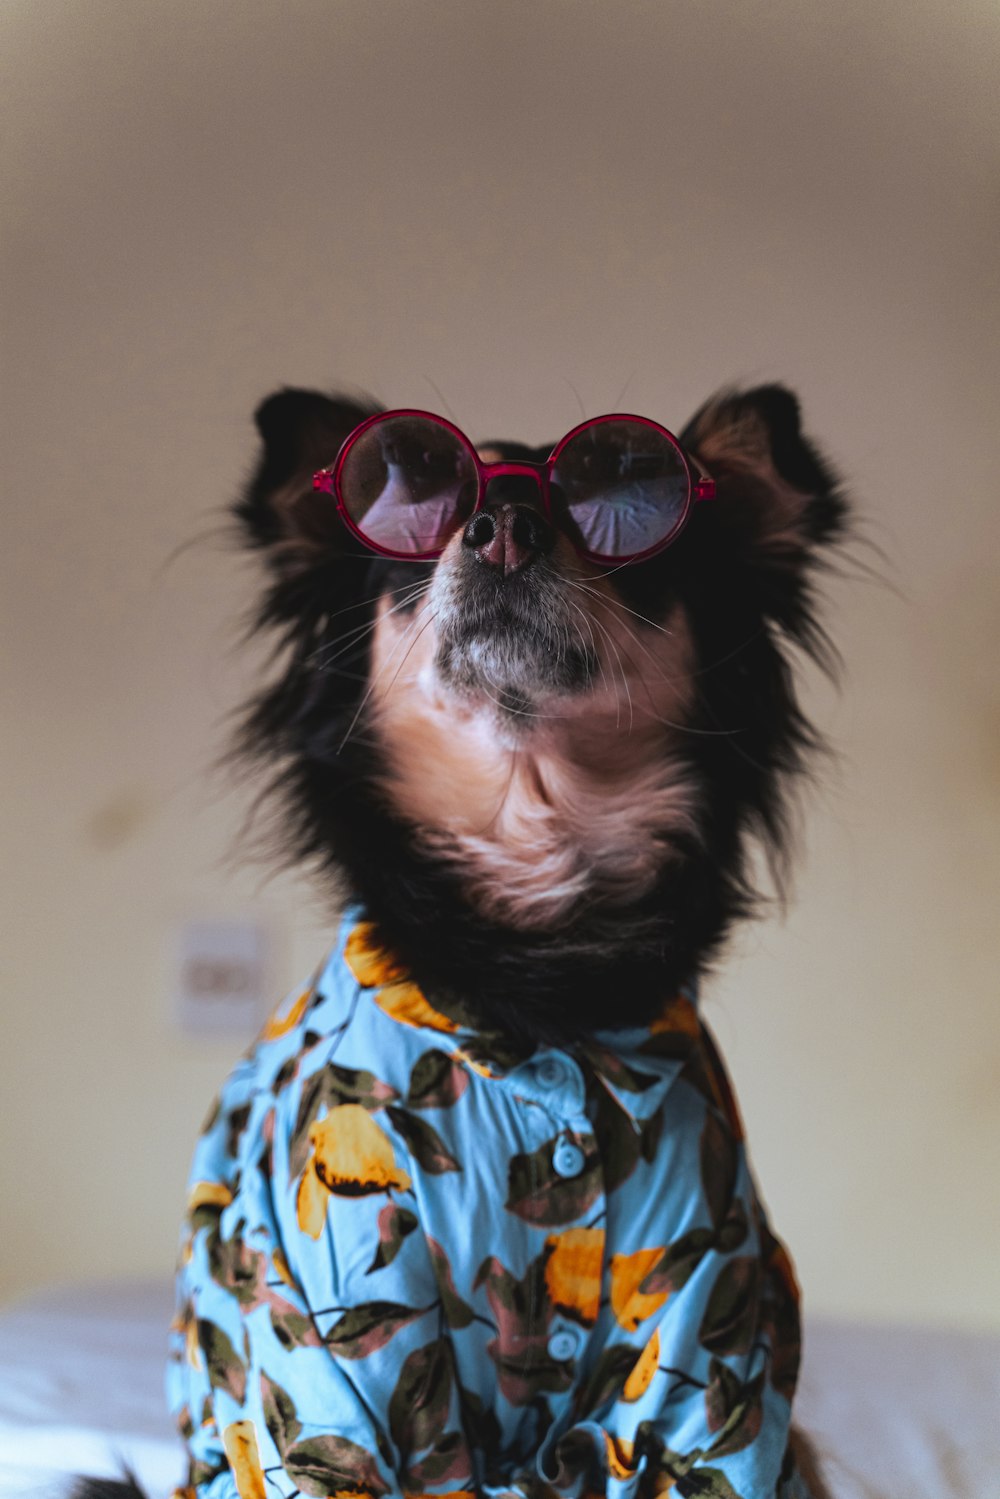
[75,383,844,1499]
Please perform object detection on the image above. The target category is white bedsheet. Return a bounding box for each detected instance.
[0,1281,996,1498]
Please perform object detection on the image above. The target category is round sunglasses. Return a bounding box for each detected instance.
[312,409,716,564]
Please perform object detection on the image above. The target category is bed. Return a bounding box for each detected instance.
[0,1280,996,1498]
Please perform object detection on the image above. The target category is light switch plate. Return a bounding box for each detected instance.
[174,919,269,1033]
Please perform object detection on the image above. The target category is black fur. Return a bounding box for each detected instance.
[232,384,847,1050]
[70,1476,146,1499]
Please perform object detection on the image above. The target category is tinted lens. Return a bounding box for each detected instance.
[338,414,478,556]
[550,420,690,558]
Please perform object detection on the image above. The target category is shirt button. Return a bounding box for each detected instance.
[547,1326,581,1362]
[536,1056,570,1089]
[552,1139,586,1178]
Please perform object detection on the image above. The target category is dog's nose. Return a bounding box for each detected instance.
[462,502,556,576]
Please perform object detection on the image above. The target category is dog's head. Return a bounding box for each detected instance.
[234,384,845,1042]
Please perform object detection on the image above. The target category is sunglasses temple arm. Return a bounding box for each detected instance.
[688,451,716,502]
[313,469,336,495]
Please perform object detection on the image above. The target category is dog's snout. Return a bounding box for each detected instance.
[462,502,556,577]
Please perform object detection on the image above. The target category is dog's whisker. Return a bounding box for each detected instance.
[565,575,675,638]
[309,584,431,670]
[563,597,611,700]
[317,578,433,631]
[336,606,439,753]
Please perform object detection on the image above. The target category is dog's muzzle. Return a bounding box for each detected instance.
[429,495,597,712]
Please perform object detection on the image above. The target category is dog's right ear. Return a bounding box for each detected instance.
[235,387,381,571]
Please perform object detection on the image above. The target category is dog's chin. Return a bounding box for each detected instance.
[427,545,601,722]
[433,623,597,720]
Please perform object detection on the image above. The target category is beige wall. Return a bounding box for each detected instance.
[3,0,998,1331]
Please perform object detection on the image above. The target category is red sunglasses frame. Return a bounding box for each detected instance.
[312,409,716,565]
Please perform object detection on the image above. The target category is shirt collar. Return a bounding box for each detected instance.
[339,915,701,1129]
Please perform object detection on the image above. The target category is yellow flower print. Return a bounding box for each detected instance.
[272,1245,297,1291]
[452,1045,496,1078]
[404,1492,475,1499]
[261,986,310,1041]
[544,1227,605,1325]
[184,1315,201,1371]
[343,923,409,987]
[610,1247,669,1331]
[222,1420,267,1499]
[297,1104,412,1239]
[649,992,699,1038]
[296,1160,331,1239]
[604,1432,637,1479]
[375,979,460,1035]
[186,1180,233,1215]
[622,1326,660,1401]
[345,922,459,1035]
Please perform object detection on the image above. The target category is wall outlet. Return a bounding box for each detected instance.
[174,920,269,1033]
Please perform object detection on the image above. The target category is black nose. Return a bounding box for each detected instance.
[462,502,556,576]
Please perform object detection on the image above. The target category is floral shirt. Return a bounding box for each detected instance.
[166,912,812,1499]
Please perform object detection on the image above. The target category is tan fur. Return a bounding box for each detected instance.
[689,401,809,558]
[367,559,701,929]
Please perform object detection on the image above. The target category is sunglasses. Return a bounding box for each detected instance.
[312,409,716,564]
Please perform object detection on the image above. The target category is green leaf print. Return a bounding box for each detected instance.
[284,1433,390,1498]
[675,1467,742,1498]
[574,1343,643,1416]
[591,1084,643,1194]
[717,1197,748,1254]
[639,1226,717,1297]
[389,1337,454,1459]
[457,1383,503,1466]
[324,1300,430,1359]
[700,1110,738,1232]
[225,1102,252,1159]
[405,1048,469,1110]
[386,1107,461,1173]
[704,1361,764,1458]
[403,1429,474,1488]
[197,1318,247,1404]
[505,1135,602,1226]
[206,1223,261,1308]
[639,1107,665,1162]
[288,1070,328,1185]
[365,1203,419,1274]
[698,1257,761,1357]
[581,1041,663,1094]
[324,1061,400,1111]
[270,1305,321,1351]
[474,1253,574,1405]
[426,1236,475,1328]
[260,1370,302,1456]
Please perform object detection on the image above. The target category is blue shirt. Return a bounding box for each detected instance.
[167,912,812,1499]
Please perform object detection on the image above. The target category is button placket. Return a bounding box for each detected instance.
[531,1050,587,1120]
[551,1136,586,1178]
[546,1324,582,1363]
[535,1055,570,1090]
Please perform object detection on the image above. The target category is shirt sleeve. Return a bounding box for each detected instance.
[166,1046,473,1499]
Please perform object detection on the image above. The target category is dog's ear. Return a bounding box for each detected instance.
[681,384,845,561]
[235,387,381,571]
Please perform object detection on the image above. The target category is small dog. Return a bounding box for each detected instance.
[77,384,843,1499]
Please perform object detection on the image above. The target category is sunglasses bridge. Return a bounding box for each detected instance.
[462,464,558,575]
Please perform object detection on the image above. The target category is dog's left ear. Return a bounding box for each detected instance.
[235,387,381,572]
[681,384,845,561]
